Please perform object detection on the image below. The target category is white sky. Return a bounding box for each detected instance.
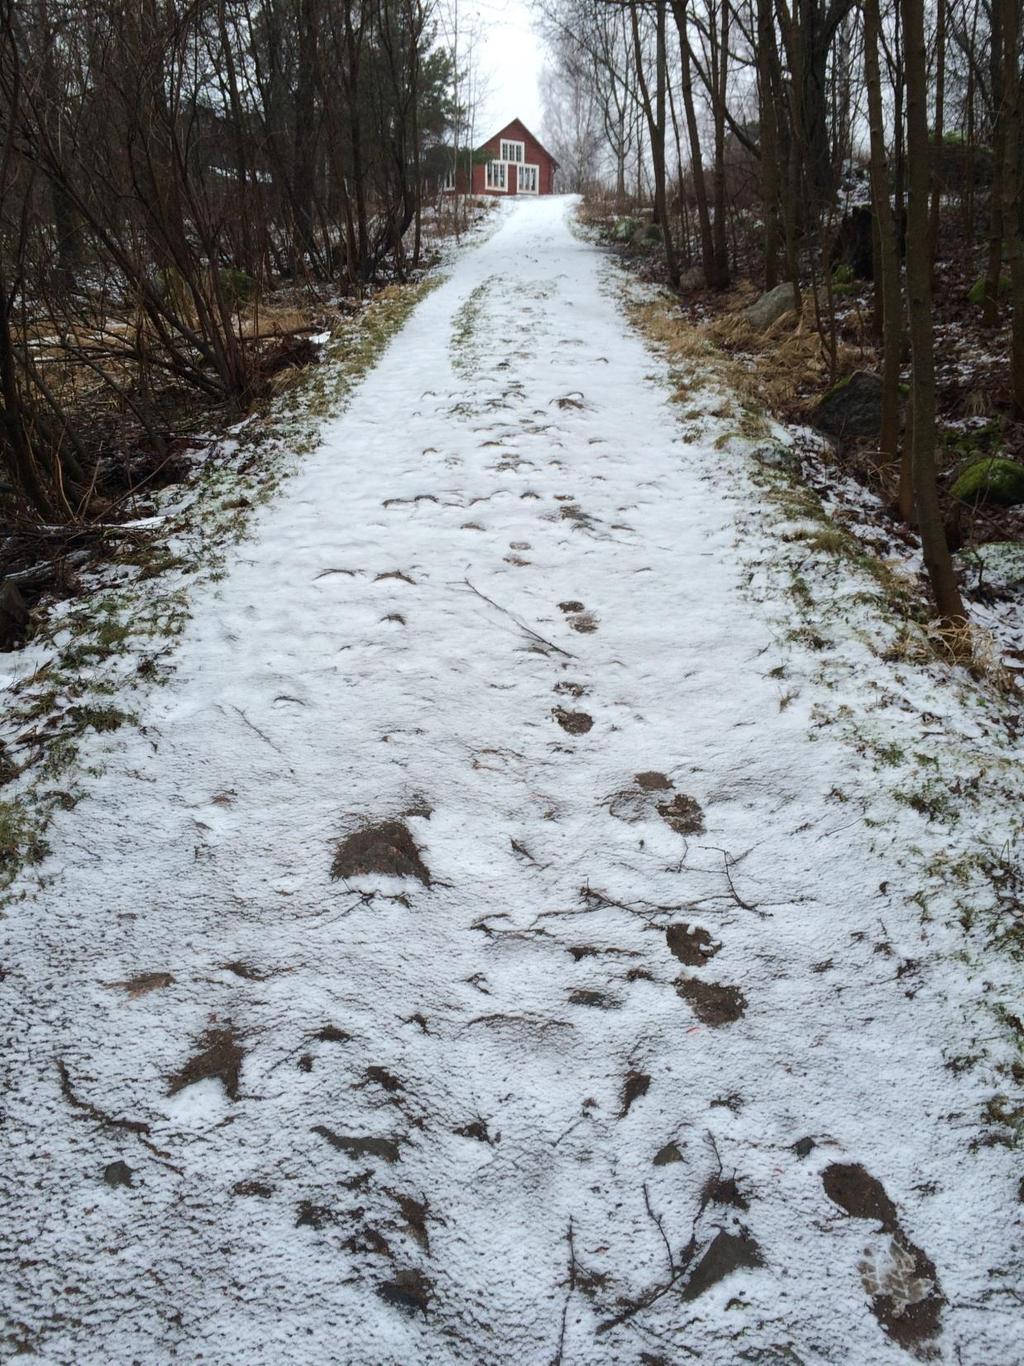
[461,0,546,141]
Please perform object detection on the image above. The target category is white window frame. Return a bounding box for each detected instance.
[500,139,525,163]
[442,166,456,192]
[517,163,539,195]
[485,160,507,191]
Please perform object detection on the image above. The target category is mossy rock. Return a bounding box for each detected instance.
[967,274,1010,307]
[612,217,641,243]
[950,457,1024,507]
[832,264,855,286]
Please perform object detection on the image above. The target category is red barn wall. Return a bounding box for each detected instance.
[464,120,557,196]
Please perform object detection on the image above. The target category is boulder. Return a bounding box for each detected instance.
[742,281,799,332]
[812,371,893,441]
[950,457,1024,507]
[678,265,706,292]
[955,541,1024,594]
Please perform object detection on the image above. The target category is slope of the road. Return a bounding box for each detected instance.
[2,197,1020,1364]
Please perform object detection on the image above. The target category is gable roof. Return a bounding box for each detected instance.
[478,118,559,169]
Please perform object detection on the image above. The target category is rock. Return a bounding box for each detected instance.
[812,371,893,441]
[612,216,641,243]
[678,265,705,292]
[0,579,29,650]
[950,457,1024,507]
[968,274,1010,306]
[955,541,1024,594]
[742,281,799,331]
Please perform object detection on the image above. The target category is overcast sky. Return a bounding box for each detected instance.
[460,0,546,141]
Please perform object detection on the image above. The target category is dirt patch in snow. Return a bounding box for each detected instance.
[331,820,430,885]
[619,1070,651,1116]
[552,707,593,734]
[557,600,599,632]
[675,977,746,1025]
[311,1125,401,1164]
[658,793,705,835]
[666,923,719,965]
[823,1162,898,1229]
[377,1268,432,1316]
[680,1229,763,1301]
[109,971,174,998]
[635,770,672,790]
[168,1026,244,1100]
[823,1163,944,1354]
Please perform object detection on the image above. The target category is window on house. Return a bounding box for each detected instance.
[485,160,507,191]
[500,140,525,163]
[442,166,456,192]
[518,164,539,194]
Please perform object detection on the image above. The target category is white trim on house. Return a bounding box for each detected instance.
[500,139,525,163]
[517,163,539,194]
[485,160,507,191]
[442,167,456,192]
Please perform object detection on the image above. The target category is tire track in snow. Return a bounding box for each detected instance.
[1,198,1019,1364]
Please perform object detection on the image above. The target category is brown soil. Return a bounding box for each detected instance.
[681,1230,763,1301]
[233,1180,274,1198]
[666,923,718,966]
[676,977,746,1025]
[553,707,593,734]
[658,793,705,835]
[822,1163,898,1231]
[635,771,672,790]
[390,1192,431,1251]
[823,1164,944,1353]
[167,1026,244,1100]
[361,1066,403,1093]
[110,971,174,998]
[377,1268,432,1316]
[569,988,621,1008]
[619,1071,651,1117]
[311,1125,401,1164]
[653,1142,684,1165]
[559,600,585,612]
[332,819,430,885]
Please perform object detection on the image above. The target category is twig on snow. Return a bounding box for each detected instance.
[705,846,767,918]
[461,578,576,658]
[57,1059,182,1171]
[228,704,296,775]
[552,1219,578,1365]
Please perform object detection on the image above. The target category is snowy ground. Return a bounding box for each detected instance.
[2,197,1021,1364]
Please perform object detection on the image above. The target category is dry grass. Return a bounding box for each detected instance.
[628,288,860,425]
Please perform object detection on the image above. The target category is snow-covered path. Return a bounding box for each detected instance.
[2,198,1020,1363]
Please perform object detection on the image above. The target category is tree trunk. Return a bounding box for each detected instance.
[864,0,908,512]
[902,0,968,630]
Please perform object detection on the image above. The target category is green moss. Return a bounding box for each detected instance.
[950,457,1024,507]
[968,275,1010,306]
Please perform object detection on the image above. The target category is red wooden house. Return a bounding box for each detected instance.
[446,119,558,197]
